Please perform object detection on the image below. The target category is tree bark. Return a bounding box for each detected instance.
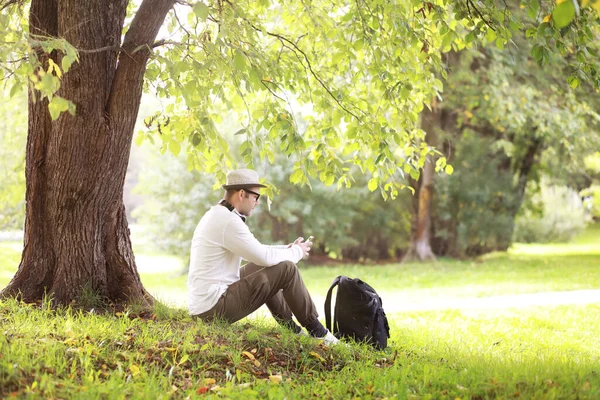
[402,100,439,263]
[1,0,175,306]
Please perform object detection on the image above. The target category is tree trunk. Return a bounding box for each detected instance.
[0,0,175,306]
[403,52,461,262]
[402,100,439,263]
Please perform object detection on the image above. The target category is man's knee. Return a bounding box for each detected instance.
[273,260,298,275]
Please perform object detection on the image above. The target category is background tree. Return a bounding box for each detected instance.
[402,100,440,262]
[402,2,600,259]
[431,20,600,255]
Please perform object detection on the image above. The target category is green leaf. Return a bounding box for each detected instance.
[445,164,454,175]
[332,52,345,65]
[179,354,189,365]
[233,50,247,71]
[531,44,544,62]
[525,27,537,38]
[409,168,420,180]
[61,54,76,73]
[552,0,576,29]
[353,39,364,51]
[567,75,580,89]
[67,100,76,116]
[528,0,540,19]
[191,133,201,147]
[234,128,247,136]
[495,38,505,50]
[48,96,70,121]
[368,16,379,30]
[367,177,378,192]
[441,31,454,48]
[9,82,21,99]
[169,140,181,156]
[193,2,210,21]
[290,169,304,184]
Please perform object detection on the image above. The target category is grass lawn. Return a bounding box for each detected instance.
[136,223,600,307]
[0,225,599,398]
[1,299,598,399]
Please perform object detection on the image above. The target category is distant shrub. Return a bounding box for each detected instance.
[514,184,588,243]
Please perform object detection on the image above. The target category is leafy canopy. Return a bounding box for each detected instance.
[1,0,600,197]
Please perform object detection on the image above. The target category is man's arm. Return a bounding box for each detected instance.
[223,218,304,266]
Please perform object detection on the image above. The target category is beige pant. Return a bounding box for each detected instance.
[195,261,319,327]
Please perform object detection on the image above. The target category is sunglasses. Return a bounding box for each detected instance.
[242,188,261,201]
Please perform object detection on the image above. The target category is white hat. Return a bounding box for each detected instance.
[222,168,267,190]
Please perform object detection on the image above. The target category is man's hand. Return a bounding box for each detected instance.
[288,237,305,248]
[297,237,313,259]
[289,236,313,259]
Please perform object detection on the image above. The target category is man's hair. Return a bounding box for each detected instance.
[224,189,240,201]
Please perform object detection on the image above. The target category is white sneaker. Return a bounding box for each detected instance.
[296,329,308,337]
[318,330,340,346]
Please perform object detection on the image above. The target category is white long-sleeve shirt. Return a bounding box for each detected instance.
[187,205,304,315]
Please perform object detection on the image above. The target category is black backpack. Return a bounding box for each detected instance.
[324,275,390,349]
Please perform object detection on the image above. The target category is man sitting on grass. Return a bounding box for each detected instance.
[187,168,339,345]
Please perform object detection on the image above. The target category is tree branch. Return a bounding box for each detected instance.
[77,45,122,54]
[106,0,175,119]
[173,6,192,39]
[151,39,184,48]
[261,80,286,103]
[224,5,362,121]
[0,0,25,11]
[264,27,362,121]
[50,40,181,56]
[466,0,496,31]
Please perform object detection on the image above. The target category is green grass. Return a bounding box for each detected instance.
[1,299,598,399]
[1,225,599,398]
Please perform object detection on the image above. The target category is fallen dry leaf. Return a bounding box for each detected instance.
[309,351,326,363]
[129,364,140,376]
[196,386,209,394]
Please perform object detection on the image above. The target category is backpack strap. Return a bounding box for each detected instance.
[324,276,343,333]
